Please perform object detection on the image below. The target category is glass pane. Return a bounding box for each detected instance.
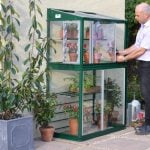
[82,68,125,135]
[104,68,125,126]
[49,21,80,64]
[82,70,102,135]
[83,21,120,64]
[50,70,79,136]
[63,21,80,64]
[83,21,91,64]
[50,21,63,62]
[92,22,116,63]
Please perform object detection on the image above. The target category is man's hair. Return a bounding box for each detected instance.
[136,2,150,15]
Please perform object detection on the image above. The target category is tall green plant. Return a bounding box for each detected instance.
[21,0,47,110]
[0,1,24,119]
[21,0,57,128]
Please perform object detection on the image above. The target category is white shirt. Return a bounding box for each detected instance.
[135,20,150,61]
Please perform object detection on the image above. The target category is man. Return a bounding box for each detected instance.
[117,2,150,135]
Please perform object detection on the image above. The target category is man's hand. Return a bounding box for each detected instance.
[116,55,125,62]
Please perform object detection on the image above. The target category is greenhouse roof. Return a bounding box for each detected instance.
[47,8,126,23]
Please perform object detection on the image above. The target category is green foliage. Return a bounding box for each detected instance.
[65,74,79,92]
[0,1,22,120]
[23,0,57,128]
[83,72,94,90]
[127,75,143,102]
[33,93,57,128]
[64,72,94,92]
[104,78,122,112]
[23,0,47,110]
[95,103,112,114]
[63,103,79,119]
[0,79,23,119]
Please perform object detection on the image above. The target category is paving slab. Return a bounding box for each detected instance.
[34,127,150,150]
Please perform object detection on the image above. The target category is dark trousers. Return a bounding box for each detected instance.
[138,61,150,125]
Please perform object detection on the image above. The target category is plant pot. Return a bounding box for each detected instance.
[111,110,119,123]
[39,126,55,142]
[69,52,78,62]
[96,114,108,129]
[84,51,89,64]
[69,118,78,135]
[0,116,34,150]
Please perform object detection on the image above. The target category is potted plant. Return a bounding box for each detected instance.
[104,77,122,124]
[32,92,57,141]
[95,103,111,128]
[21,0,58,142]
[67,42,78,62]
[63,103,79,135]
[64,74,79,92]
[83,72,95,93]
[65,72,100,93]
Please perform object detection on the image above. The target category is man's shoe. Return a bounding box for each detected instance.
[135,125,150,135]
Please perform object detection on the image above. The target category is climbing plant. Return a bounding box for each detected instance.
[0,0,23,119]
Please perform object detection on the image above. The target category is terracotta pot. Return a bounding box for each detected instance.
[84,51,89,64]
[39,126,54,142]
[69,52,78,62]
[111,110,119,123]
[69,118,78,135]
[97,114,108,129]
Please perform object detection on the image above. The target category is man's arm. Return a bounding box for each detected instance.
[117,47,146,62]
[117,45,137,56]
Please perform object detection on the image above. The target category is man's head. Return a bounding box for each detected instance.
[135,2,150,24]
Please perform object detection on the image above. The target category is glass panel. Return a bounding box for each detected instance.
[63,21,80,64]
[92,22,116,63]
[50,21,63,62]
[82,70,102,135]
[83,21,91,64]
[116,24,125,51]
[83,21,119,64]
[104,68,125,126]
[49,21,80,64]
[82,68,125,135]
[50,70,79,136]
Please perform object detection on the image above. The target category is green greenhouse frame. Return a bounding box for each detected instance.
[47,8,128,141]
